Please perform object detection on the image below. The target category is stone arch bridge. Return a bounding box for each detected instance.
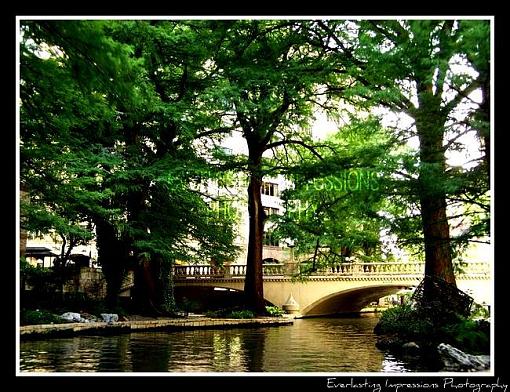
[174,262,491,317]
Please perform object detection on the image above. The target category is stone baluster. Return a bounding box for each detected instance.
[231,265,244,276]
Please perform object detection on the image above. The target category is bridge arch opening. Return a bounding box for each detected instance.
[301,284,413,317]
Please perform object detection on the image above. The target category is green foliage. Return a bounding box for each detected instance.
[441,318,489,355]
[265,305,284,317]
[228,310,256,319]
[20,258,59,294]
[470,302,490,320]
[19,19,490,315]
[20,20,240,311]
[351,20,491,263]
[377,303,490,354]
[275,118,401,272]
[376,304,435,339]
[20,309,69,326]
[205,307,255,319]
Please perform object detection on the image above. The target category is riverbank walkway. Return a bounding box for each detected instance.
[20,316,294,339]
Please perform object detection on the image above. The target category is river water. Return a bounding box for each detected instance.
[19,315,427,373]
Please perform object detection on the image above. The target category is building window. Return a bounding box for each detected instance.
[263,207,279,217]
[263,231,279,247]
[261,182,278,197]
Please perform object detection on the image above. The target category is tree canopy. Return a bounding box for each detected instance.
[19,18,491,312]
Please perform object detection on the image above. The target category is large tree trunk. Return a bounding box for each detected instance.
[419,195,455,285]
[135,254,176,315]
[479,73,490,183]
[19,184,28,258]
[95,217,126,308]
[416,102,456,287]
[158,257,176,313]
[244,152,266,314]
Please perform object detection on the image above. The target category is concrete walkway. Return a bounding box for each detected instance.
[20,317,294,339]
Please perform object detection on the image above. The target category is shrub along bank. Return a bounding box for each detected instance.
[374,302,490,370]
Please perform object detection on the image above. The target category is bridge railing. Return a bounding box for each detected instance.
[173,261,490,279]
[323,262,425,275]
[173,263,286,278]
[322,261,490,276]
[454,261,491,275]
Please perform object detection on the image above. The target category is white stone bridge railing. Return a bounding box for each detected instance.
[174,263,285,278]
[322,262,424,275]
[173,261,490,280]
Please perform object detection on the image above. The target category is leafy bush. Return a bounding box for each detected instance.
[20,259,59,295]
[21,309,70,326]
[470,302,490,320]
[441,318,490,355]
[375,303,490,355]
[265,305,284,317]
[205,308,255,319]
[228,310,255,319]
[375,304,434,338]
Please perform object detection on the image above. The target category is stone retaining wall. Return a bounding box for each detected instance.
[60,267,134,299]
[20,317,293,339]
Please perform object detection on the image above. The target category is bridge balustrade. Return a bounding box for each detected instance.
[456,262,490,275]
[173,263,286,278]
[173,261,489,279]
[263,264,285,275]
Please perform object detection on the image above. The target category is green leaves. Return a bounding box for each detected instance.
[19,19,490,309]
[274,119,396,268]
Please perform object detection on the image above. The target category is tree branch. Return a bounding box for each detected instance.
[264,139,324,160]
[443,77,482,115]
[194,126,235,140]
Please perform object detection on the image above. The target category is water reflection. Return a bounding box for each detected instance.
[20,316,423,373]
